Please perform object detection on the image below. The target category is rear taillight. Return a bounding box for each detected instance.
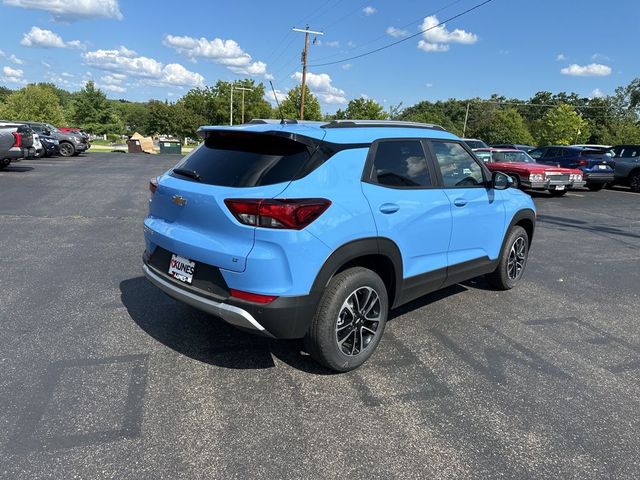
[230,289,278,304]
[149,177,158,194]
[12,132,22,148]
[576,158,589,167]
[224,198,331,230]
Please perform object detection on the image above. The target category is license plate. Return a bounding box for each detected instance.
[555,185,565,190]
[598,164,608,170]
[168,254,195,284]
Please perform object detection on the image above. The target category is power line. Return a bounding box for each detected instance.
[308,0,495,68]
[311,0,465,64]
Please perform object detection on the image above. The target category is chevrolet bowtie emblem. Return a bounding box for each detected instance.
[172,195,187,206]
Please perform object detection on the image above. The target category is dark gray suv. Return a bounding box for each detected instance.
[610,145,640,192]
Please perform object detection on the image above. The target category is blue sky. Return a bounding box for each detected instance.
[0,0,638,113]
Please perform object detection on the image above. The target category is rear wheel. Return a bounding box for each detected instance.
[305,267,388,372]
[549,189,567,197]
[485,226,529,290]
[630,171,640,193]
[587,183,604,191]
[58,141,75,157]
[0,158,10,170]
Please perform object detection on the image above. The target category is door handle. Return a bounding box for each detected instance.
[453,198,468,207]
[379,203,400,214]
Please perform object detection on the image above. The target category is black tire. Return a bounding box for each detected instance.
[485,225,529,290]
[630,171,640,193]
[0,158,10,170]
[305,267,388,372]
[512,176,522,190]
[549,189,567,196]
[587,183,604,191]
[58,141,75,157]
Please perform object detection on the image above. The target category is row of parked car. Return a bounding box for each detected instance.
[462,138,640,194]
[0,120,90,169]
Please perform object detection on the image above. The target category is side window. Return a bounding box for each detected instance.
[543,148,560,158]
[529,148,544,159]
[432,141,485,188]
[371,140,432,188]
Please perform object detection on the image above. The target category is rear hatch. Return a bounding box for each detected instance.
[580,149,615,170]
[147,130,320,272]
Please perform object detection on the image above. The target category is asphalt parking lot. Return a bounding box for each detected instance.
[1,153,639,479]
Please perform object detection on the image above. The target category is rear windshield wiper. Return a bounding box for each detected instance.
[173,168,201,181]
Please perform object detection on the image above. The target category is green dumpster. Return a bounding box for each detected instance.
[159,140,182,154]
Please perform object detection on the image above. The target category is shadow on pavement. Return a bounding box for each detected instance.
[2,166,34,172]
[119,276,332,374]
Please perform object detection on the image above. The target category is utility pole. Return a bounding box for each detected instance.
[463,102,470,137]
[229,84,233,126]
[293,26,323,120]
[229,83,252,125]
[235,86,252,124]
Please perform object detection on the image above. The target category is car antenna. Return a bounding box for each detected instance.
[269,80,285,124]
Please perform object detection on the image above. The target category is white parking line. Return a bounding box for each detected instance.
[567,193,584,197]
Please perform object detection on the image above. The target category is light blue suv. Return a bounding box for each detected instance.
[143,120,536,371]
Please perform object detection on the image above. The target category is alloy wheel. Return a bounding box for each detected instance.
[59,143,74,157]
[335,286,381,356]
[507,236,527,280]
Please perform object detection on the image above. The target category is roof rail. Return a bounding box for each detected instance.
[247,118,299,125]
[321,120,445,131]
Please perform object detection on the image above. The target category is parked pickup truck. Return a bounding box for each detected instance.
[0,124,35,169]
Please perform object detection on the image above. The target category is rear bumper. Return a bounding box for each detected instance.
[142,260,318,339]
[143,264,275,337]
[583,172,614,184]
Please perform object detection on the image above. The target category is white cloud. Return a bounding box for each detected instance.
[363,6,376,15]
[347,41,356,48]
[418,42,449,52]
[591,53,609,61]
[21,26,85,49]
[9,54,24,64]
[97,83,126,93]
[292,71,346,104]
[2,65,25,83]
[417,15,477,52]
[324,40,340,48]
[0,49,4,58]
[341,63,352,70]
[163,34,270,78]
[556,53,567,61]
[386,26,409,38]
[83,45,204,87]
[560,63,612,77]
[426,82,433,88]
[265,88,287,104]
[2,0,123,21]
[101,73,125,84]
[61,72,74,77]
[41,60,51,68]
[590,88,604,98]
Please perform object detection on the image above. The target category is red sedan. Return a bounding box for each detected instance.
[474,148,585,196]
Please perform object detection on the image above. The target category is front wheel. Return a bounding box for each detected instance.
[485,225,529,290]
[0,158,10,170]
[587,183,604,191]
[305,267,388,372]
[58,141,75,157]
[630,172,640,193]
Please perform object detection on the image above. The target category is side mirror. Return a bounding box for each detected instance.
[43,129,51,136]
[493,171,513,190]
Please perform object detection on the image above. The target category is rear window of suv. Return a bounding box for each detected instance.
[171,132,312,187]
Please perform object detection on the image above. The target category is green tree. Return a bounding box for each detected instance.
[144,100,173,136]
[0,84,65,124]
[0,86,13,104]
[472,108,534,145]
[279,85,322,121]
[72,81,121,133]
[334,97,387,120]
[534,104,590,145]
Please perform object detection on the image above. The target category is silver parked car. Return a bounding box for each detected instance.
[610,145,640,192]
